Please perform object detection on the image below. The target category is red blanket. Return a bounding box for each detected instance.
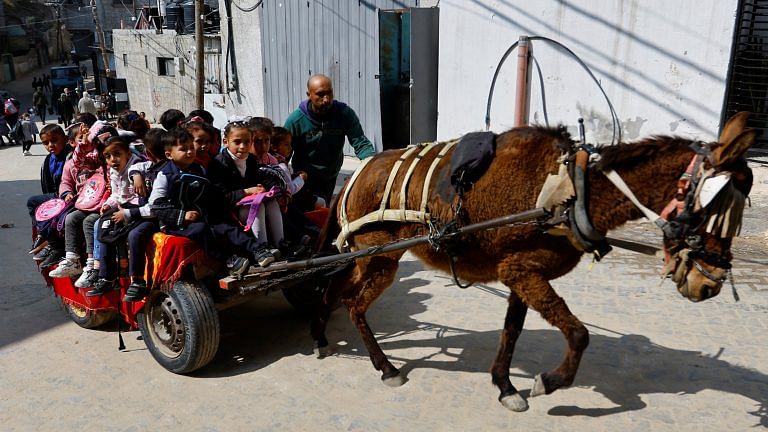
[145,233,206,288]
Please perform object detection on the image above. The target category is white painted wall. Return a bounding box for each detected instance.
[437,0,738,143]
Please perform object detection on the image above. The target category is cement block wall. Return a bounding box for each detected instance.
[113,30,204,122]
[436,0,739,143]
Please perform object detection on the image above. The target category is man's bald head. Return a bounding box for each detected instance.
[306,74,334,115]
[307,74,333,91]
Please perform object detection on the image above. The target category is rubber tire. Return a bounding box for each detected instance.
[62,300,117,329]
[137,280,220,374]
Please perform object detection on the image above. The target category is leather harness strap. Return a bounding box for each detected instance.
[335,140,458,251]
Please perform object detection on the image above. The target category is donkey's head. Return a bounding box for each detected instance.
[662,112,756,302]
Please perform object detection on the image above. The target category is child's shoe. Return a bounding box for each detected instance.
[85,279,117,297]
[32,245,52,261]
[48,258,82,278]
[40,248,64,268]
[75,267,99,288]
[123,281,148,302]
[226,255,250,277]
[253,248,276,268]
[29,235,47,254]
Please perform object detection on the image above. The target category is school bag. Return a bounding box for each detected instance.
[4,98,18,115]
[75,171,108,211]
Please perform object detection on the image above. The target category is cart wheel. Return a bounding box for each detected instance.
[282,276,333,317]
[137,280,220,374]
[62,300,117,329]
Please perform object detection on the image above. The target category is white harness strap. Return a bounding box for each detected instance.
[602,169,664,226]
[335,141,457,251]
[338,155,376,245]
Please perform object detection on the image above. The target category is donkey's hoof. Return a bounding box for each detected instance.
[500,393,529,412]
[381,372,406,387]
[314,345,333,359]
[531,374,547,397]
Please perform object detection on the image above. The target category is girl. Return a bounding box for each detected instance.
[207,120,282,266]
[84,135,143,296]
[248,117,279,165]
[20,112,39,156]
[185,116,217,168]
[49,123,109,279]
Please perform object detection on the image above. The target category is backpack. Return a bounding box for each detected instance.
[75,171,108,211]
[4,98,17,115]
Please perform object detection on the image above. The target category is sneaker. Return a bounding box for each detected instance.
[29,235,47,254]
[253,248,276,268]
[33,245,52,261]
[48,259,83,278]
[225,255,250,277]
[123,280,148,302]
[40,249,64,267]
[75,267,99,288]
[85,279,117,297]
[23,150,31,156]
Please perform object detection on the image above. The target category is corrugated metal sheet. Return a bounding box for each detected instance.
[723,0,768,156]
[260,0,419,154]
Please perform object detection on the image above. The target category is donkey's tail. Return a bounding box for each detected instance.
[313,183,345,254]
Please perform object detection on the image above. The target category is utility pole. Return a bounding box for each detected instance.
[91,0,111,79]
[194,0,204,109]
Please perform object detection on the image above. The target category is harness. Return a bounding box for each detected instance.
[336,140,457,250]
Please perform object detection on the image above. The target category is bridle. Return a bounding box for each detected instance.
[602,141,742,295]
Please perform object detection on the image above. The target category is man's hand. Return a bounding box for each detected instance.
[133,174,147,197]
[111,210,126,224]
[184,211,201,223]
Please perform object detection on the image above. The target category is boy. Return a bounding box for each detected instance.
[150,128,266,277]
[27,124,72,266]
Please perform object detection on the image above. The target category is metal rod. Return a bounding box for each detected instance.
[195,0,205,109]
[513,35,532,127]
[244,208,549,275]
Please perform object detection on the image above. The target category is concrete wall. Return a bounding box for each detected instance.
[217,0,267,119]
[437,0,738,143]
[113,30,221,122]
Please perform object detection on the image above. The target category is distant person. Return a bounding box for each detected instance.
[3,93,21,145]
[284,74,375,207]
[20,112,39,156]
[58,88,75,127]
[43,74,51,93]
[159,108,185,130]
[33,87,48,124]
[32,76,40,90]
[78,92,97,117]
[81,65,87,79]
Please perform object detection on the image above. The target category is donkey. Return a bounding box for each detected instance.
[311,112,756,412]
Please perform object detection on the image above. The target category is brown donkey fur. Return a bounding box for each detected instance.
[310,124,751,412]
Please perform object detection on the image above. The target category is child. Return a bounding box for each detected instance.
[248,117,279,165]
[48,123,109,278]
[83,135,143,296]
[270,127,308,197]
[185,116,217,168]
[20,112,39,156]
[149,128,269,274]
[27,124,71,265]
[208,120,282,266]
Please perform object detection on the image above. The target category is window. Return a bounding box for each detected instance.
[122,53,127,66]
[157,57,175,77]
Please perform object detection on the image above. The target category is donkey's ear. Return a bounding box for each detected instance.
[718,111,750,146]
[712,128,757,167]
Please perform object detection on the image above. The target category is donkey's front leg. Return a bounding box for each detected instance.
[345,255,405,386]
[515,272,589,397]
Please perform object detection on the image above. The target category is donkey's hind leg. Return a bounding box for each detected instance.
[344,254,405,387]
[490,291,529,412]
[502,271,589,397]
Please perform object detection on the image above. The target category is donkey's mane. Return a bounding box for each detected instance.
[500,125,573,152]
[596,136,693,171]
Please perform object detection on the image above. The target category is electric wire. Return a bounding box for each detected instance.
[231,0,262,13]
[485,36,622,146]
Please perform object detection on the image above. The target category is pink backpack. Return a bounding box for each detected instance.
[75,171,107,211]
